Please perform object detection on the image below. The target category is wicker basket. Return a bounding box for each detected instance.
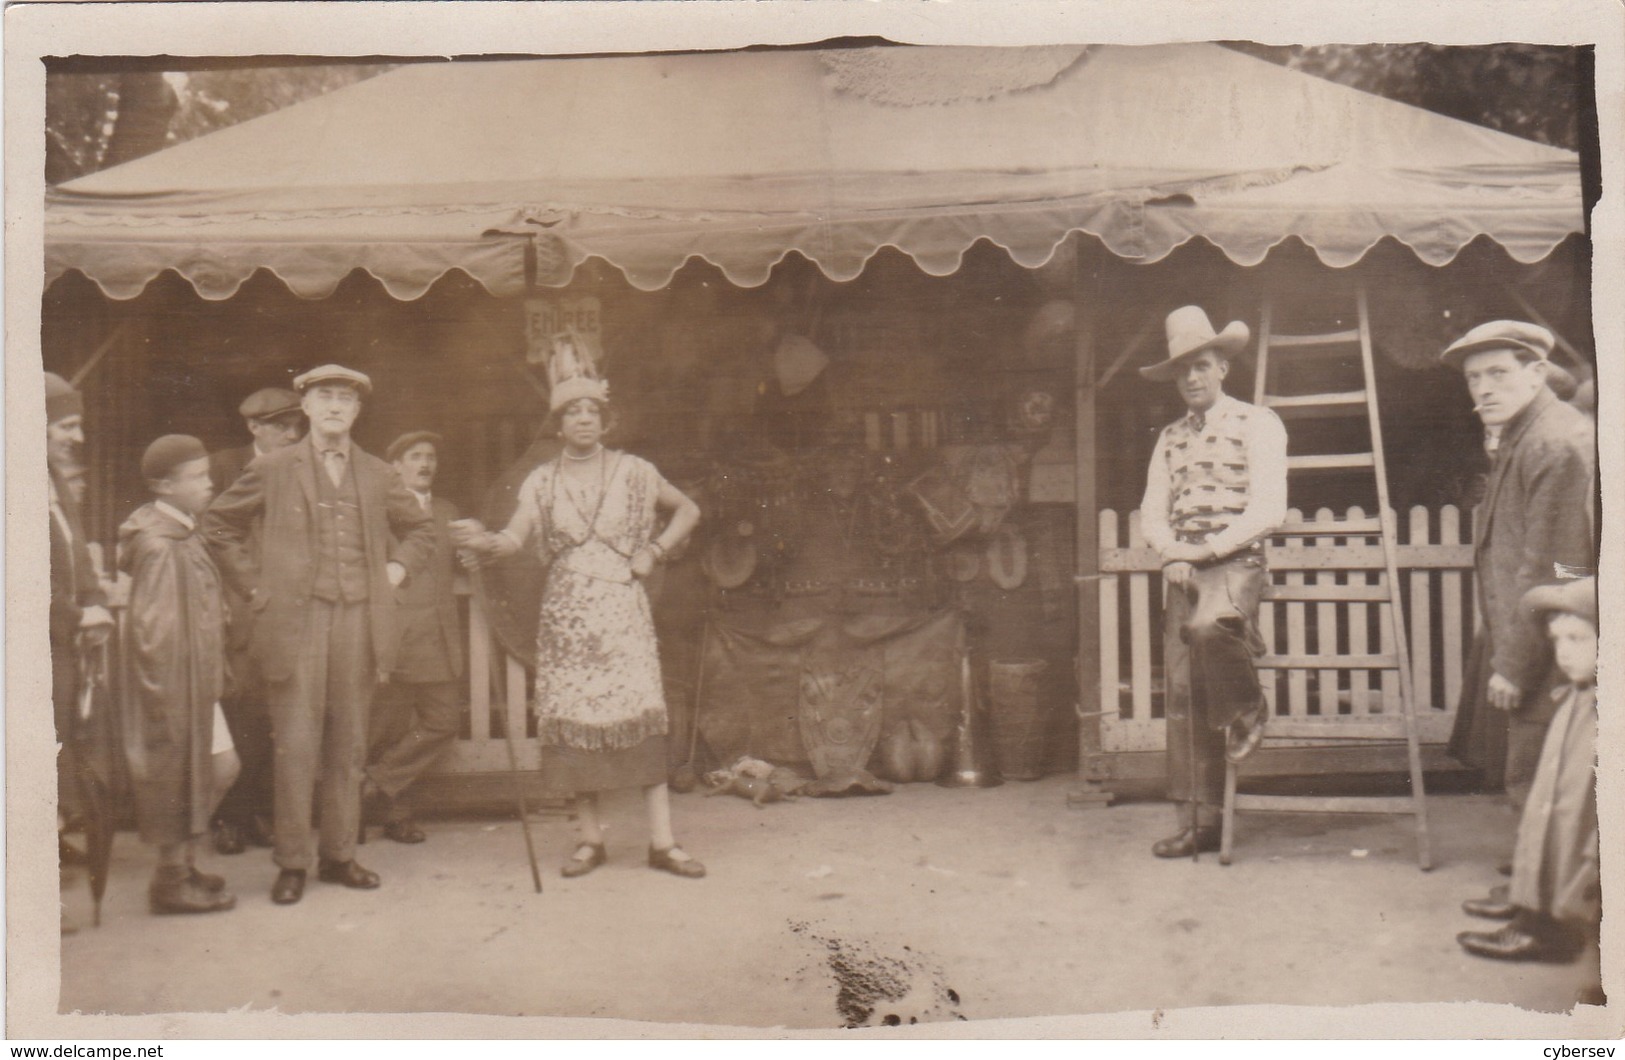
[988,658,1049,781]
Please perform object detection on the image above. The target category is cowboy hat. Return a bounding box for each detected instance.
[1139,306,1251,382]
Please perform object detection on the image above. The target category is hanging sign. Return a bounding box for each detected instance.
[525,295,602,365]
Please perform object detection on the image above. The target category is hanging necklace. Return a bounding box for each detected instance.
[553,451,619,546]
[563,444,604,461]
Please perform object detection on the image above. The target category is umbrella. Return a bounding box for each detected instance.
[71,633,119,926]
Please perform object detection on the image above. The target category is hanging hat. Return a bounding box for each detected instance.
[141,434,209,481]
[774,334,829,397]
[702,532,758,590]
[985,525,1029,590]
[44,372,82,424]
[238,387,302,421]
[1521,576,1596,627]
[293,364,372,395]
[1139,306,1250,382]
[547,328,610,414]
[1438,320,1554,372]
[386,430,443,464]
[945,542,982,583]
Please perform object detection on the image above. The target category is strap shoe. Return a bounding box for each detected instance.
[1152,827,1221,859]
[562,843,608,878]
[648,845,706,878]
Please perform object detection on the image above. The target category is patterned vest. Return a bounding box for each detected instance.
[1161,400,1255,542]
[312,456,369,602]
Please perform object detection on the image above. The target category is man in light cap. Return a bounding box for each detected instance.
[1138,307,1288,859]
[45,372,114,905]
[204,364,435,905]
[207,386,304,856]
[1438,321,1594,914]
[360,430,464,844]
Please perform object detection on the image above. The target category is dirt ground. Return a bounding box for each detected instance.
[58,778,1608,1032]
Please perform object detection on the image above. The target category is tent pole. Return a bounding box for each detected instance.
[1070,244,1111,808]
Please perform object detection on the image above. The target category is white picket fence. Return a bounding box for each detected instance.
[1096,505,1476,754]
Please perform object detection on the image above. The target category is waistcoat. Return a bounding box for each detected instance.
[312,458,369,602]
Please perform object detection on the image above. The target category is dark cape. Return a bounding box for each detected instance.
[118,503,227,845]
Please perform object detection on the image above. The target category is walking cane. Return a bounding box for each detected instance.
[473,570,543,894]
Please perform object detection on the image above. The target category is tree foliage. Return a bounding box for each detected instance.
[46,62,396,185]
[1227,43,1584,151]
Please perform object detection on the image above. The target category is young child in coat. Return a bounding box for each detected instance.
[119,435,240,914]
[1457,577,1599,987]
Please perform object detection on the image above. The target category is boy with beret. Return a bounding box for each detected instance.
[1458,577,1599,982]
[118,435,240,914]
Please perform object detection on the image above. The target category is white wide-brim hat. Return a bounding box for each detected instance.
[1139,306,1250,382]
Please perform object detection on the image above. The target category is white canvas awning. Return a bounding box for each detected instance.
[46,43,1584,300]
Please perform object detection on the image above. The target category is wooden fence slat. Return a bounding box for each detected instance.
[467,587,492,743]
[1102,542,1473,571]
[1127,511,1153,723]
[1408,506,1434,715]
[1096,504,1472,756]
[1441,505,1466,712]
[1313,508,1339,717]
[1282,509,1308,718]
[1099,510,1120,722]
[1346,506,1371,715]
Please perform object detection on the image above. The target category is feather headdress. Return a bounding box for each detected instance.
[546,327,609,414]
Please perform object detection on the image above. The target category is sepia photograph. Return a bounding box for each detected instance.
[6,0,1621,1040]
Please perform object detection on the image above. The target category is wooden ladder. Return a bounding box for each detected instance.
[1220,286,1433,870]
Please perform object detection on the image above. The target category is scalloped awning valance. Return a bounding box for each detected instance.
[45,43,1582,300]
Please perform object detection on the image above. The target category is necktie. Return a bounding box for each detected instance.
[323,448,347,487]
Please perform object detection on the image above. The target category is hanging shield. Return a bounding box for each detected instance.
[797,655,893,796]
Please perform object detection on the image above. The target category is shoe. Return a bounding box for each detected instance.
[1462,884,1513,919]
[59,836,88,867]
[245,814,276,849]
[150,870,236,915]
[1497,862,1513,877]
[383,818,427,844]
[189,866,227,893]
[212,821,246,856]
[317,858,381,889]
[648,845,706,879]
[1152,827,1221,859]
[1457,923,1579,963]
[271,869,306,905]
[1224,709,1267,763]
[561,842,607,878]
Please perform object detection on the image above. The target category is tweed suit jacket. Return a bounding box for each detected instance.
[202,436,436,683]
[390,494,465,684]
[1474,386,1594,706]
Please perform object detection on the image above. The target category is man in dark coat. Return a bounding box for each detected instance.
[203,365,435,906]
[119,435,239,914]
[362,431,465,844]
[47,375,114,848]
[208,386,304,855]
[1439,322,1594,910]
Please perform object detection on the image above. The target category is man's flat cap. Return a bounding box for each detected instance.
[293,364,372,395]
[239,387,302,421]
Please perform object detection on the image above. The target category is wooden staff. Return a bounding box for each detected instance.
[473,567,543,893]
